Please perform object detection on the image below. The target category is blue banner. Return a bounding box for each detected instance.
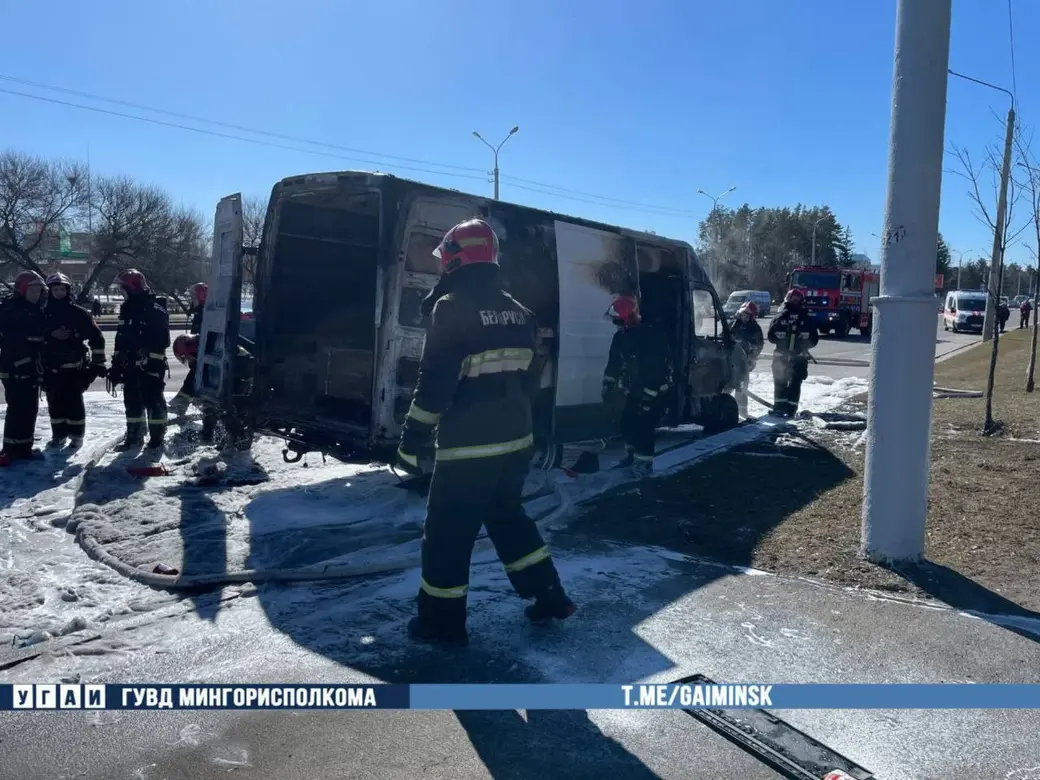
[3,683,1040,711]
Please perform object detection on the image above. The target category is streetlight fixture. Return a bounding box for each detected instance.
[473,126,519,201]
[696,186,736,280]
[810,216,827,266]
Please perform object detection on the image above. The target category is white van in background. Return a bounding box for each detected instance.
[723,290,771,318]
[943,290,987,333]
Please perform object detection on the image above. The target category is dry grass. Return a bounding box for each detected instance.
[573,329,1040,620]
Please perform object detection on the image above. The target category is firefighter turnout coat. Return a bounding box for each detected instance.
[398,264,540,466]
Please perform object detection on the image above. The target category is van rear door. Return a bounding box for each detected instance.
[552,220,638,441]
[196,193,244,409]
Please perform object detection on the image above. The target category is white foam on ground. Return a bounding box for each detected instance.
[1,371,867,653]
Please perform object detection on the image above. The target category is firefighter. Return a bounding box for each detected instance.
[730,301,764,418]
[187,282,207,334]
[172,334,217,442]
[395,217,575,646]
[1021,298,1033,329]
[601,295,673,475]
[42,273,107,447]
[998,300,1010,333]
[169,282,208,417]
[109,269,170,450]
[767,289,819,417]
[0,271,47,466]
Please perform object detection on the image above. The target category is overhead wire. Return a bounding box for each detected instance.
[0,74,485,175]
[0,87,488,183]
[1007,0,1018,106]
[0,74,704,220]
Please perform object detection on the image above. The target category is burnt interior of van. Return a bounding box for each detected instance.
[637,244,686,423]
[260,191,380,431]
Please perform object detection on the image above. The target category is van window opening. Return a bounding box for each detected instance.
[791,270,839,289]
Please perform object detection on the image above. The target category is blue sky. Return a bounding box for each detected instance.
[1,0,1036,273]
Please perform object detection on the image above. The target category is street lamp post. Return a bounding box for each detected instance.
[953,248,975,290]
[696,186,736,280]
[811,216,827,266]
[473,126,519,201]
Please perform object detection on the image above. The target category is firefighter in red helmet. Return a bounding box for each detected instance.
[170,282,208,418]
[396,217,575,646]
[767,289,818,417]
[41,272,107,447]
[0,271,47,466]
[109,268,171,450]
[730,301,764,418]
[601,293,674,474]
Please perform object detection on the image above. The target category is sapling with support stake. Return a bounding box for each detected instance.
[1013,126,1040,392]
[948,108,1031,434]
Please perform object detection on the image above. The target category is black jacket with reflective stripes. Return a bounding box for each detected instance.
[400,264,540,463]
[730,317,764,359]
[767,304,819,358]
[0,295,46,380]
[115,293,171,378]
[602,323,674,404]
[43,298,106,370]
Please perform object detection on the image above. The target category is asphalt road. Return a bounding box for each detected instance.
[756,313,982,380]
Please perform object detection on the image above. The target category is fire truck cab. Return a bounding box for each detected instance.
[786,266,879,338]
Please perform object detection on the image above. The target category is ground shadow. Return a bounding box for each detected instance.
[163,451,271,621]
[0,451,83,512]
[253,558,701,779]
[567,428,855,569]
[244,428,852,777]
[882,560,1040,644]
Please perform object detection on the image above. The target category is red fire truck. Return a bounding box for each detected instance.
[785,266,880,338]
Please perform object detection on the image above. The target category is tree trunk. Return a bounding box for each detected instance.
[77,255,117,303]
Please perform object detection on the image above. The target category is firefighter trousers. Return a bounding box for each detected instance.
[772,355,808,416]
[620,396,658,463]
[169,366,194,413]
[2,377,41,457]
[45,369,88,440]
[417,447,563,632]
[123,370,168,444]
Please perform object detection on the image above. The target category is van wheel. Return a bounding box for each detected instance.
[702,394,739,435]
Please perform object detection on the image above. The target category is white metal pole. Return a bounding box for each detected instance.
[861,0,952,563]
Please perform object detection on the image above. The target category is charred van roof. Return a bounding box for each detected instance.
[269,169,696,254]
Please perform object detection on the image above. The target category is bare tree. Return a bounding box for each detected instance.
[0,150,87,275]
[79,175,171,301]
[135,204,209,314]
[1013,127,1040,391]
[241,195,267,287]
[948,130,1032,434]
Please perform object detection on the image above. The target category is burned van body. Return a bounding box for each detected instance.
[196,172,743,465]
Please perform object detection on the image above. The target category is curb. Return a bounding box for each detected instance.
[935,338,987,364]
